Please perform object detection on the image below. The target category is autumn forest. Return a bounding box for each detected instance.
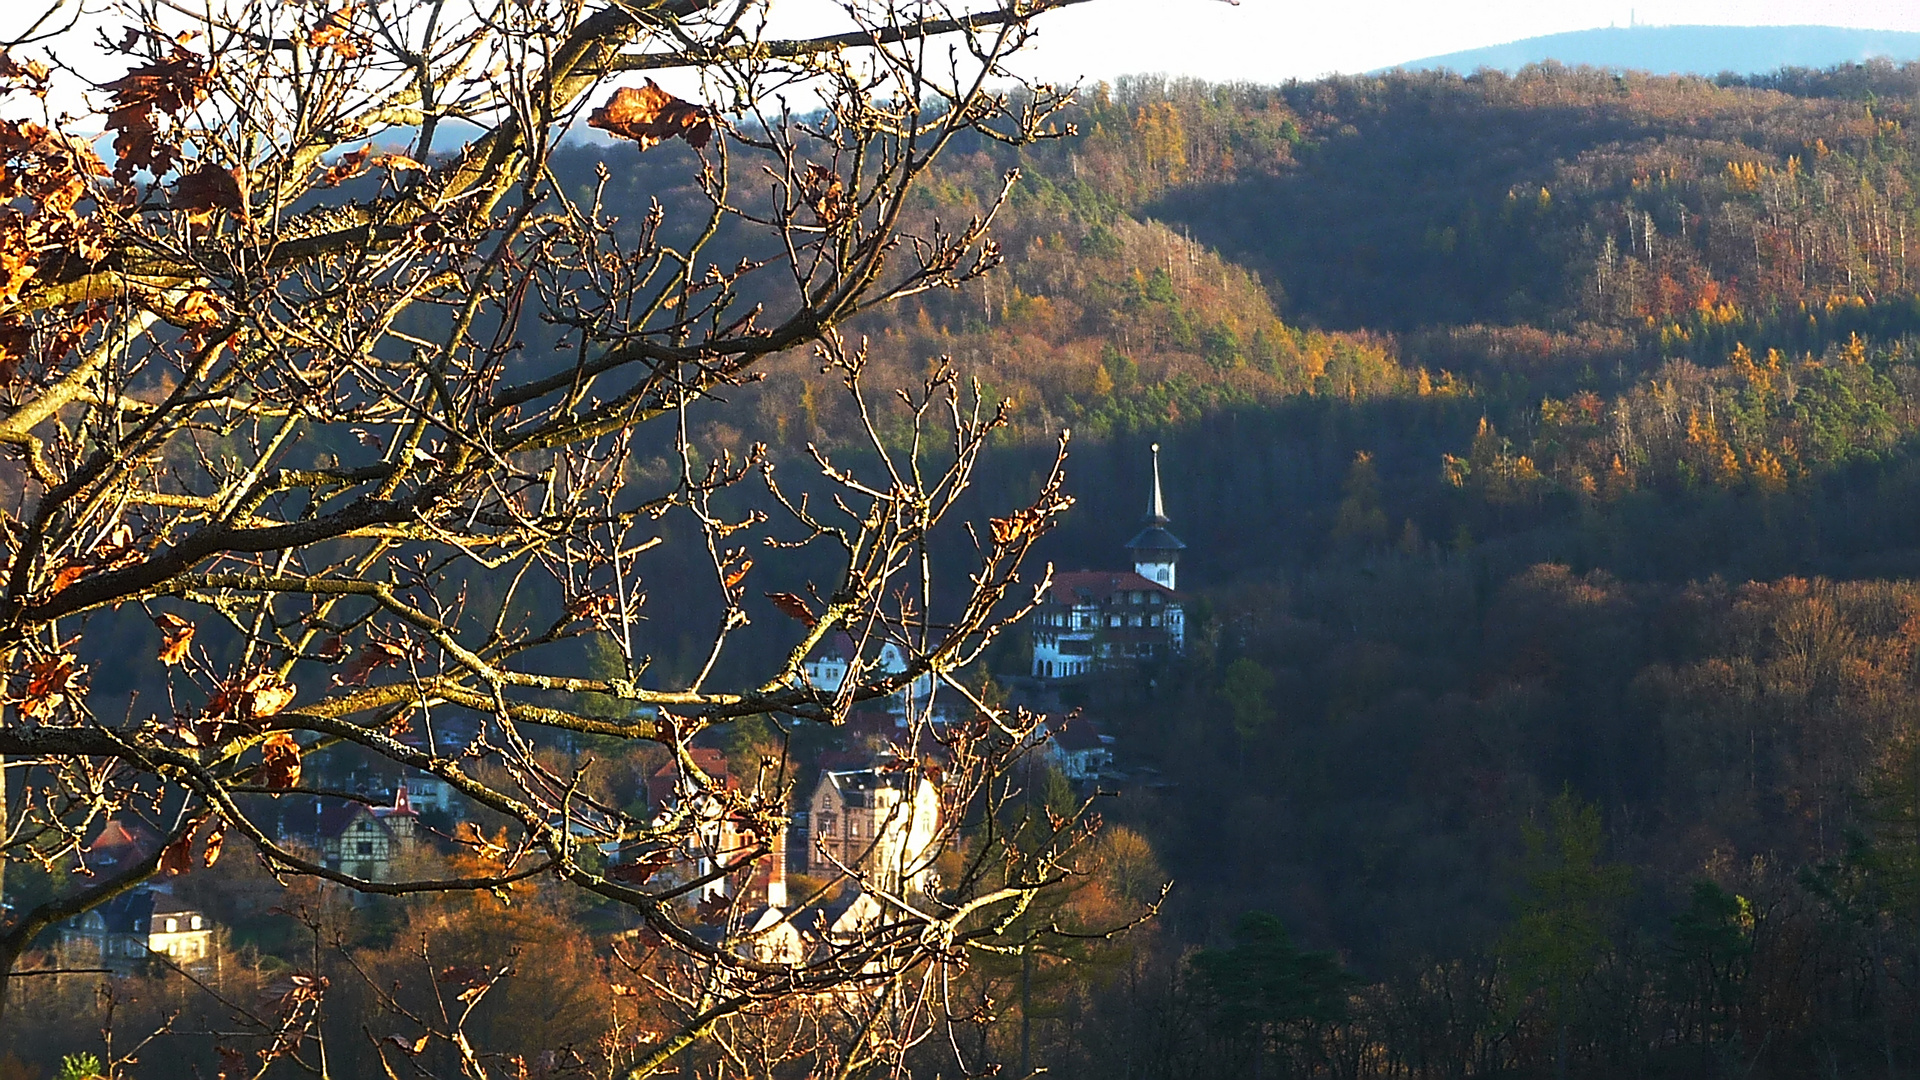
[13,27,1920,1080]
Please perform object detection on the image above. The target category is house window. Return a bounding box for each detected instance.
[190,916,202,930]
[357,841,373,855]
[165,918,178,932]
[1150,593,1162,605]
[1108,615,1120,627]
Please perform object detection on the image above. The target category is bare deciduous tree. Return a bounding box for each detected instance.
[0,0,1147,1074]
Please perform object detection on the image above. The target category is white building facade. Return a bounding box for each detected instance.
[1031,444,1187,681]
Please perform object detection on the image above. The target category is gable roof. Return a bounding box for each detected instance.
[647,748,734,811]
[317,802,390,840]
[1050,715,1111,753]
[1045,570,1177,603]
[88,818,159,867]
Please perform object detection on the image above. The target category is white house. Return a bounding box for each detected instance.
[1030,444,1187,681]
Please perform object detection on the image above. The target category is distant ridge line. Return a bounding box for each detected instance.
[1386,25,1920,78]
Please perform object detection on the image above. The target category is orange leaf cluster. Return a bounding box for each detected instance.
[47,523,143,597]
[159,818,227,876]
[101,48,209,181]
[0,119,110,332]
[320,145,425,188]
[587,80,714,152]
[16,652,82,718]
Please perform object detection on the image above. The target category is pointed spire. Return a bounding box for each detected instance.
[1148,443,1168,524]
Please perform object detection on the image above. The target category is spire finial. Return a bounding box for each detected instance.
[1149,443,1166,523]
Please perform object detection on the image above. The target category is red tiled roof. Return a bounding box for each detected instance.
[647,748,734,810]
[88,818,157,867]
[1045,570,1176,601]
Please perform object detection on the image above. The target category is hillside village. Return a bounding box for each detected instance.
[47,450,1175,974]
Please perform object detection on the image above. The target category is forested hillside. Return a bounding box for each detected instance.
[684,62,1920,1078]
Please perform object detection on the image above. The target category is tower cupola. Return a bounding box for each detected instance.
[1124,443,1185,589]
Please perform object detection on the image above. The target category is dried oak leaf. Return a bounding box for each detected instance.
[307,7,361,58]
[170,163,244,216]
[19,653,81,717]
[201,821,225,867]
[257,731,302,789]
[315,634,347,661]
[587,80,713,152]
[764,591,816,627]
[211,672,296,722]
[158,830,195,875]
[321,144,373,187]
[694,893,731,925]
[800,164,849,227]
[988,512,1032,546]
[101,50,208,180]
[607,848,675,886]
[47,563,87,595]
[215,1045,249,1079]
[154,612,194,665]
[334,641,408,686]
[721,556,752,591]
[0,50,51,92]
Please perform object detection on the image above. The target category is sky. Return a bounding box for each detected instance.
[8,0,1920,128]
[1002,0,1920,86]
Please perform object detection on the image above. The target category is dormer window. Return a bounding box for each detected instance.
[165,917,178,932]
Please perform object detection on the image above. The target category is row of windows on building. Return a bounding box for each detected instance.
[1039,610,1171,632]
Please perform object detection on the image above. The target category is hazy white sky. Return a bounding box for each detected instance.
[1006,0,1920,86]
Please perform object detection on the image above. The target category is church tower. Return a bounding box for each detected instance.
[1124,444,1185,589]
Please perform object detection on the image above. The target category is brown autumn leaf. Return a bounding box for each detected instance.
[607,848,676,885]
[257,731,302,789]
[215,1045,249,1079]
[201,821,224,867]
[321,144,373,187]
[154,612,194,665]
[48,564,86,594]
[377,153,424,172]
[988,512,1030,546]
[764,591,817,627]
[102,49,208,181]
[695,893,731,925]
[163,288,226,330]
[334,641,408,686]
[0,50,51,92]
[20,653,81,717]
[209,671,295,722]
[722,557,752,591]
[587,80,714,152]
[800,163,850,226]
[158,830,195,875]
[171,163,243,211]
[315,634,347,661]
[307,7,361,57]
